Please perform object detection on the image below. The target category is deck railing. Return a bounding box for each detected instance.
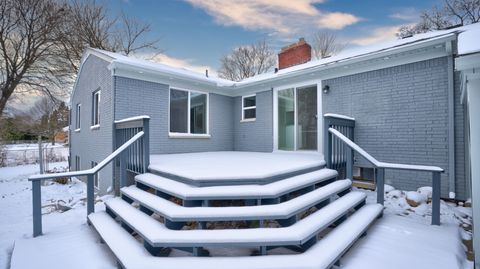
[28,116,150,237]
[114,116,150,177]
[327,127,444,225]
[323,113,355,178]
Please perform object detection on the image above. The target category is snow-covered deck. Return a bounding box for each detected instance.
[148,151,325,186]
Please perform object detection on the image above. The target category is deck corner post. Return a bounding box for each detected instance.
[432,171,441,225]
[346,148,353,179]
[142,117,150,173]
[376,168,385,205]
[87,174,95,215]
[32,180,42,237]
[120,151,127,188]
[324,120,332,169]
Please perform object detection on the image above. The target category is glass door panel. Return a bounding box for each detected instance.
[296,86,317,150]
[278,88,295,150]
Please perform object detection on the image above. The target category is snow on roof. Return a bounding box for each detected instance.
[88,48,235,87]
[86,23,480,89]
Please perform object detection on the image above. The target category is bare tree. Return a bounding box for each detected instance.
[397,0,480,38]
[57,0,160,74]
[311,31,346,59]
[0,0,68,116]
[218,39,276,81]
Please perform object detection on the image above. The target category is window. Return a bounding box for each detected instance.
[242,95,256,121]
[91,161,99,189]
[75,104,81,130]
[92,90,101,126]
[169,88,208,135]
[75,156,80,171]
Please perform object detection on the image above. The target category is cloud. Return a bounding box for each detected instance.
[184,0,360,35]
[318,12,361,30]
[134,52,217,76]
[389,7,420,22]
[349,25,402,46]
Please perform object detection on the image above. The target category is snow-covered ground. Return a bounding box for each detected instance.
[0,162,116,269]
[0,163,473,269]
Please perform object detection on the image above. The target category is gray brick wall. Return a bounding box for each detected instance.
[70,55,114,193]
[114,76,234,154]
[322,57,466,199]
[233,90,274,152]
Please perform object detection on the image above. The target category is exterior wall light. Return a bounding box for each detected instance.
[323,85,330,94]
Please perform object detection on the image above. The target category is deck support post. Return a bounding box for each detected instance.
[346,148,353,179]
[142,118,150,173]
[120,151,127,189]
[87,174,95,215]
[32,180,42,237]
[375,168,385,205]
[432,171,441,225]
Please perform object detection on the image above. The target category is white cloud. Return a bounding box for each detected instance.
[134,52,217,76]
[349,25,402,46]
[390,7,420,22]
[184,0,360,35]
[318,12,361,30]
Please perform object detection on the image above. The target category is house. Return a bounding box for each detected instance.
[65,23,480,267]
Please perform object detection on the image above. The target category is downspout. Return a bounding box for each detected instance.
[446,40,456,199]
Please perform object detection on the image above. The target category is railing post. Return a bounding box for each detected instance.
[120,151,127,188]
[376,168,385,205]
[346,148,353,179]
[87,174,94,215]
[142,117,150,173]
[432,171,441,225]
[324,120,332,169]
[32,180,42,237]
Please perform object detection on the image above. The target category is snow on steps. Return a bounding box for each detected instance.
[120,179,352,222]
[88,203,384,269]
[102,191,367,248]
[135,168,338,200]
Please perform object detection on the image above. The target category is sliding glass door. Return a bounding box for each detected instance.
[277,85,317,151]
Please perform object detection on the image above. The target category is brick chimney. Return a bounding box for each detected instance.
[278,38,312,70]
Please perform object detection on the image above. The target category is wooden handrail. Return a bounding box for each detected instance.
[327,127,443,225]
[29,130,145,237]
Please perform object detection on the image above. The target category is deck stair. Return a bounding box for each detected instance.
[88,163,384,269]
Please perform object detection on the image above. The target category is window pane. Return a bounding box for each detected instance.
[190,92,207,134]
[93,91,100,125]
[244,108,256,119]
[278,88,295,150]
[296,86,317,150]
[243,95,256,107]
[170,89,188,133]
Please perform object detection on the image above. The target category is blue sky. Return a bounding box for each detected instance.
[108,0,440,74]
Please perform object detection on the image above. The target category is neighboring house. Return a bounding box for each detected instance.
[70,23,478,203]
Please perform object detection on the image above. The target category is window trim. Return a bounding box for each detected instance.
[91,89,101,128]
[75,104,81,132]
[241,94,256,122]
[168,87,210,137]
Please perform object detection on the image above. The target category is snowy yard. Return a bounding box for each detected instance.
[0,162,473,269]
[1,143,68,167]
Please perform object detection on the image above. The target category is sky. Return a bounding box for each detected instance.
[107,0,441,75]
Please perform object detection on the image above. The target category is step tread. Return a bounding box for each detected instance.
[88,204,383,269]
[135,168,338,200]
[121,179,352,222]
[105,191,367,247]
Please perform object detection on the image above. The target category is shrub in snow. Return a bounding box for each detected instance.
[406,191,428,207]
[417,186,432,199]
[384,184,395,193]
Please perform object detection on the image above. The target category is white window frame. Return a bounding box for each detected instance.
[75,104,81,132]
[168,87,210,138]
[241,94,256,122]
[91,89,101,129]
